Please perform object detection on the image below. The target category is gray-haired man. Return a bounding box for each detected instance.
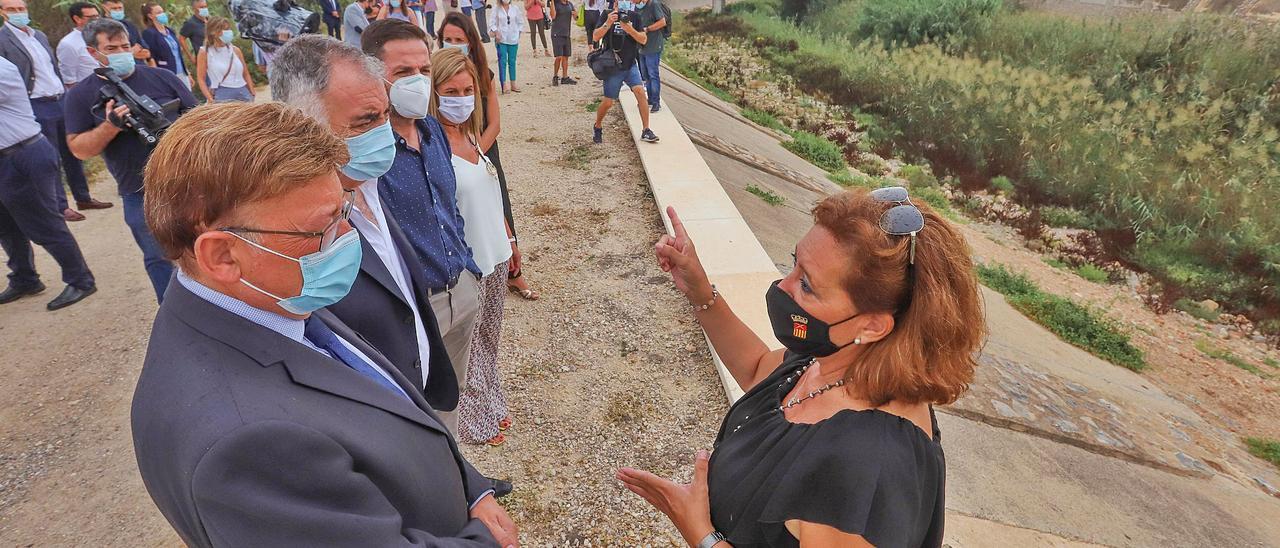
[269,35,515,544]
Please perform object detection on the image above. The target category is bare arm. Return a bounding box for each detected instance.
[235,47,255,96]
[67,100,127,160]
[478,75,500,151]
[646,15,666,31]
[196,49,212,101]
[654,207,776,391]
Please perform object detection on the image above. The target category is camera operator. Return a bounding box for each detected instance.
[65,18,196,303]
[590,1,657,144]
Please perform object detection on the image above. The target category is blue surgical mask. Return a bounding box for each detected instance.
[110,9,126,20]
[7,13,30,27]
[230,229,364,315]
[198,7,210,17]
[636,1,646,7]
[220,29,234,44]
[341,121,397,181]
[155,12,169,25]
[106,51,136,76]
[618,1,632,11]
[390,0,402,6]
[444,42,469,57]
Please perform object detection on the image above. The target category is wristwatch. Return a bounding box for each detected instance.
[696,531,727,548]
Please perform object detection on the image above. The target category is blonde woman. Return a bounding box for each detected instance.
[195,17,255,103]
[429,48,520,446]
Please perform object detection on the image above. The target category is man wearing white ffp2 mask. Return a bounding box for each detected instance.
[388,73,432,119]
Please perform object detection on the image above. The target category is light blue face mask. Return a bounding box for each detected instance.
[106,51,136,76]
[198,7,210,17]
[341,121,397,181]
[7,13,31,27]
[390,0,402,6]
[229,229,364,315]
[155,12,169,25]
[110,9,126,20]
[618,1,633,11]
[444,41,469,57]
[220,29,234,43]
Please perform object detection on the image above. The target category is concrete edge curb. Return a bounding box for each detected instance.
[615,84,781,404]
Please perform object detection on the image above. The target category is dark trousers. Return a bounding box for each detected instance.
[121,190,172,302]
[0,135,95,291]
[424,10,437,37]
[473,7,489,40]
[584,10,600,45]
[30,97,92,210]
[324,15,342,39]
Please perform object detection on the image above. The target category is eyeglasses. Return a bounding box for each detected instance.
[219,191,356,251]
[869,186,925,265]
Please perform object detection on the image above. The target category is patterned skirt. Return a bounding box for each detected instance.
[458,260,511,443]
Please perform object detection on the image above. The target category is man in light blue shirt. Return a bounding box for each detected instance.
[0,56,96,310]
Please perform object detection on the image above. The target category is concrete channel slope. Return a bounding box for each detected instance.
[616,56,1280,545]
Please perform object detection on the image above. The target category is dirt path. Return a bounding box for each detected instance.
[0,28,719,546]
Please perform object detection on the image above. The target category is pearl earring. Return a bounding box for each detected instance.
[854,337,862,345]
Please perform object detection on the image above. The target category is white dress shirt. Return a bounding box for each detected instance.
[0,57,42,148]
[175,269,409,399]
[56,28,100,86]
[350,179,433,389]
[5,22,64,99]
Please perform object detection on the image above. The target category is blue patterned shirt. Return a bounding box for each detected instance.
[378,116,481,288]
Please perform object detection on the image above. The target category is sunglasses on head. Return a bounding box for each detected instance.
[869,186,925,265]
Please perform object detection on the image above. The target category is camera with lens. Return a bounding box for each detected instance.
[92,66,179,147]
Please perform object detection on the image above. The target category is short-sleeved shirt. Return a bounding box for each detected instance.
[550,0,574,36]
[63,66,197,196]
[637,0,664,54]
[378,116,482,289]
[601,14,641,69]
[708,351,946,547]
[179,16,206,55]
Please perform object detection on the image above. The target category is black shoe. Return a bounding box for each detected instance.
[492,478,514,498]
[650,103,660,113]
[481,37,492,43]
[0,282,46,304]
[593,126,603,144]
[561,76,578,85]
[46,284,96,311]
[553,76,560,86]
[640,128,659,143]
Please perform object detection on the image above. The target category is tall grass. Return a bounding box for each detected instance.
[693,1,1280,331]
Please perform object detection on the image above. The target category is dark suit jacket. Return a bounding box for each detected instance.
[328,203,460,412]
[321,0,342,22]
[0,25,62,94]
[131,281,499,548]
[140,26,186,76]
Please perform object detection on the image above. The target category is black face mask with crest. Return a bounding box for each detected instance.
[765,280,858,358]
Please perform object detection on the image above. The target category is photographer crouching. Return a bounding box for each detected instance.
[65,18,196,303]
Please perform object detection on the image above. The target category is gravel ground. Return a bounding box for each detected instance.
[459,40,728,545]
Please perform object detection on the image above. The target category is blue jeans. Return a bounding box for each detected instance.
[496,42,519,83]
[0,136,94,290]
[603,63,643,100]
[121,191,173,302]
[213,85,254,102]
[424,10,436,37]
[639,51,661,107]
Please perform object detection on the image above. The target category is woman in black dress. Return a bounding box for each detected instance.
[618,188,985,547]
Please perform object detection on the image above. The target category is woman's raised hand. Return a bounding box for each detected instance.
[654,206,712,305]
[617,450,716,547]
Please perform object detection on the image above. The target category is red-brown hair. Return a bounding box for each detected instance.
[813,189,984,405]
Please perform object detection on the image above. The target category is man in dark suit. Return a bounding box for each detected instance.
[0,0,113,221]
[132,101,518,547]
[320,0,343,38]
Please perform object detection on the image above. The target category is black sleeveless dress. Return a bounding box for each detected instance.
[708,352,946,548]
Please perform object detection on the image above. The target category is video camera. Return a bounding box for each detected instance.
[93,67,179,147]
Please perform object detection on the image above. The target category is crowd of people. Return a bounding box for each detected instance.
[1,1,983,546]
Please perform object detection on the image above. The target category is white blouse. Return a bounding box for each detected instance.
[204,45,247,89]
[451,149,512,276]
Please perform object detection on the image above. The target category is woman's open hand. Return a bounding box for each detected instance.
[618,450,716,547]
[654,206,712,305]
